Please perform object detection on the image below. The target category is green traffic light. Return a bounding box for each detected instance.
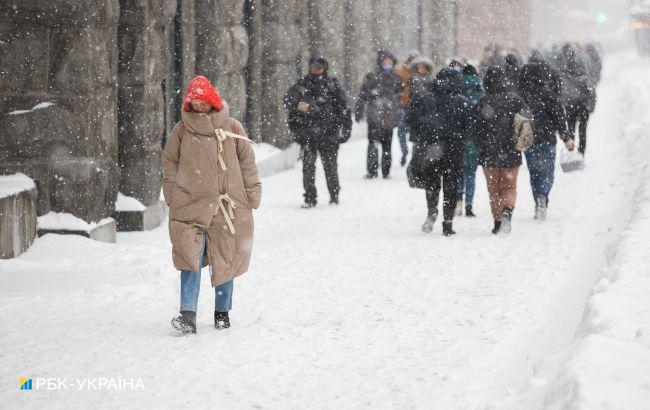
[596,11,607,24]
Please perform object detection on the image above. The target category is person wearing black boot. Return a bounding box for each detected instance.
[407,68,473,235]
[284,56,352,208]
[356,50,403,179]
[163,76,262,334]
[473,68,526,234]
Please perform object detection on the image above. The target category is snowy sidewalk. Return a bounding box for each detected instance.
[1,54,647,409]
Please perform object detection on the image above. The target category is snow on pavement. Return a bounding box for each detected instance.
[0,54,646,409]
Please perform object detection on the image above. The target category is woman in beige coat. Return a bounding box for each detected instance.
[162,76,262,334]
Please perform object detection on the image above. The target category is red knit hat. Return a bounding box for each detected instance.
[183,76,224,112]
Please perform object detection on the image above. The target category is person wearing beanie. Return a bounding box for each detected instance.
[283,55,352,208]
[355,50,403,179]
[163,76,262,333]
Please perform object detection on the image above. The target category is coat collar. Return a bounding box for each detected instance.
[181,101,230,136]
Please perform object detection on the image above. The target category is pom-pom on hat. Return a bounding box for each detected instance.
[183,76,223,112]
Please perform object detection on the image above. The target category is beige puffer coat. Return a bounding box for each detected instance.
[162,101,261,287]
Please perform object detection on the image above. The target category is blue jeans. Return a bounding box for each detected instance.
[525,143,557,200]
[397,109,409,157]
[180,234,234,313]
[458,163,477,205]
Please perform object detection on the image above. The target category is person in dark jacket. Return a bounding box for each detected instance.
[561,44,595,155]
[455,64,484,218]
[519,63,576,220]
[523,50,563,99]
[407,68,474,235]
[503,53,521,94]
[284,56,352,208]
[473,67,526,234]
[356,50,404,179]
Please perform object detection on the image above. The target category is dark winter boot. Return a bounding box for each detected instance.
[422,212,437,233]
[491,220,502,235]
[442,221,456,236]
[301,199,317,209]
[364,173,378,179]
[329,194,339,205]
[171,311,197,334]
[214,311,230,330]
[465,204,476,217]
[500,207,513,234]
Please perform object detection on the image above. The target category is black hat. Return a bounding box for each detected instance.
[309,55,329,70]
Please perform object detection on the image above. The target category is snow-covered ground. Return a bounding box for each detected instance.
[1,53,649,409]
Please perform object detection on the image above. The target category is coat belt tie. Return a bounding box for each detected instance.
[217,194,237,235]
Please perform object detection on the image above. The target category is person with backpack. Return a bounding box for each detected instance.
[519,63,575,220]
[407,68,474,235]
[472,67,526,234]
[455,64,484,218]
[162,76,262,334]
[356,50,403,179]
[283,56,352,208]
[561,44,595,156]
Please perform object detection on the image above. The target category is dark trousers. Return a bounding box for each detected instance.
[367,125,393,177]
[302,144,340,203]
[425,160,462,221]
[567,105,590,154]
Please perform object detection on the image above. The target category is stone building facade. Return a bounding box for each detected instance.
[455,0,532,61]
[0,0,458,231]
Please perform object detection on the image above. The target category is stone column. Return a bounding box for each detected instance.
[247,0,308,148]
[195,0,249,120]
[420,0,457,68]
[117,0,176,213]
[0,0,121,226]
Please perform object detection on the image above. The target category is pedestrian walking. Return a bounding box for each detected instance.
[284,56,352,208]
[407,68,474,235]
[455,64,485,217]
[519,62,575,220]
[163,76,262,333]
[356,50,403,179]
[472,67,526,234]
[395,52,420,166]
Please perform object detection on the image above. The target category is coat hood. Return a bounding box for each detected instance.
[183,76,224,112]
[376,49,397,67]
[483,67,508,95]
[181,100,231,136]
[308,55,329,73]
[410,56,434,73]
[434,67,462,95]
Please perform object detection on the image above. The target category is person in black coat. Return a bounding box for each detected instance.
[473,67,526,234]
[519,62,575,220]
[355,50,404,179]
[561,44,595,155]
[284,56,352,208]
[522,50,563,99]
[407,68,474,235]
